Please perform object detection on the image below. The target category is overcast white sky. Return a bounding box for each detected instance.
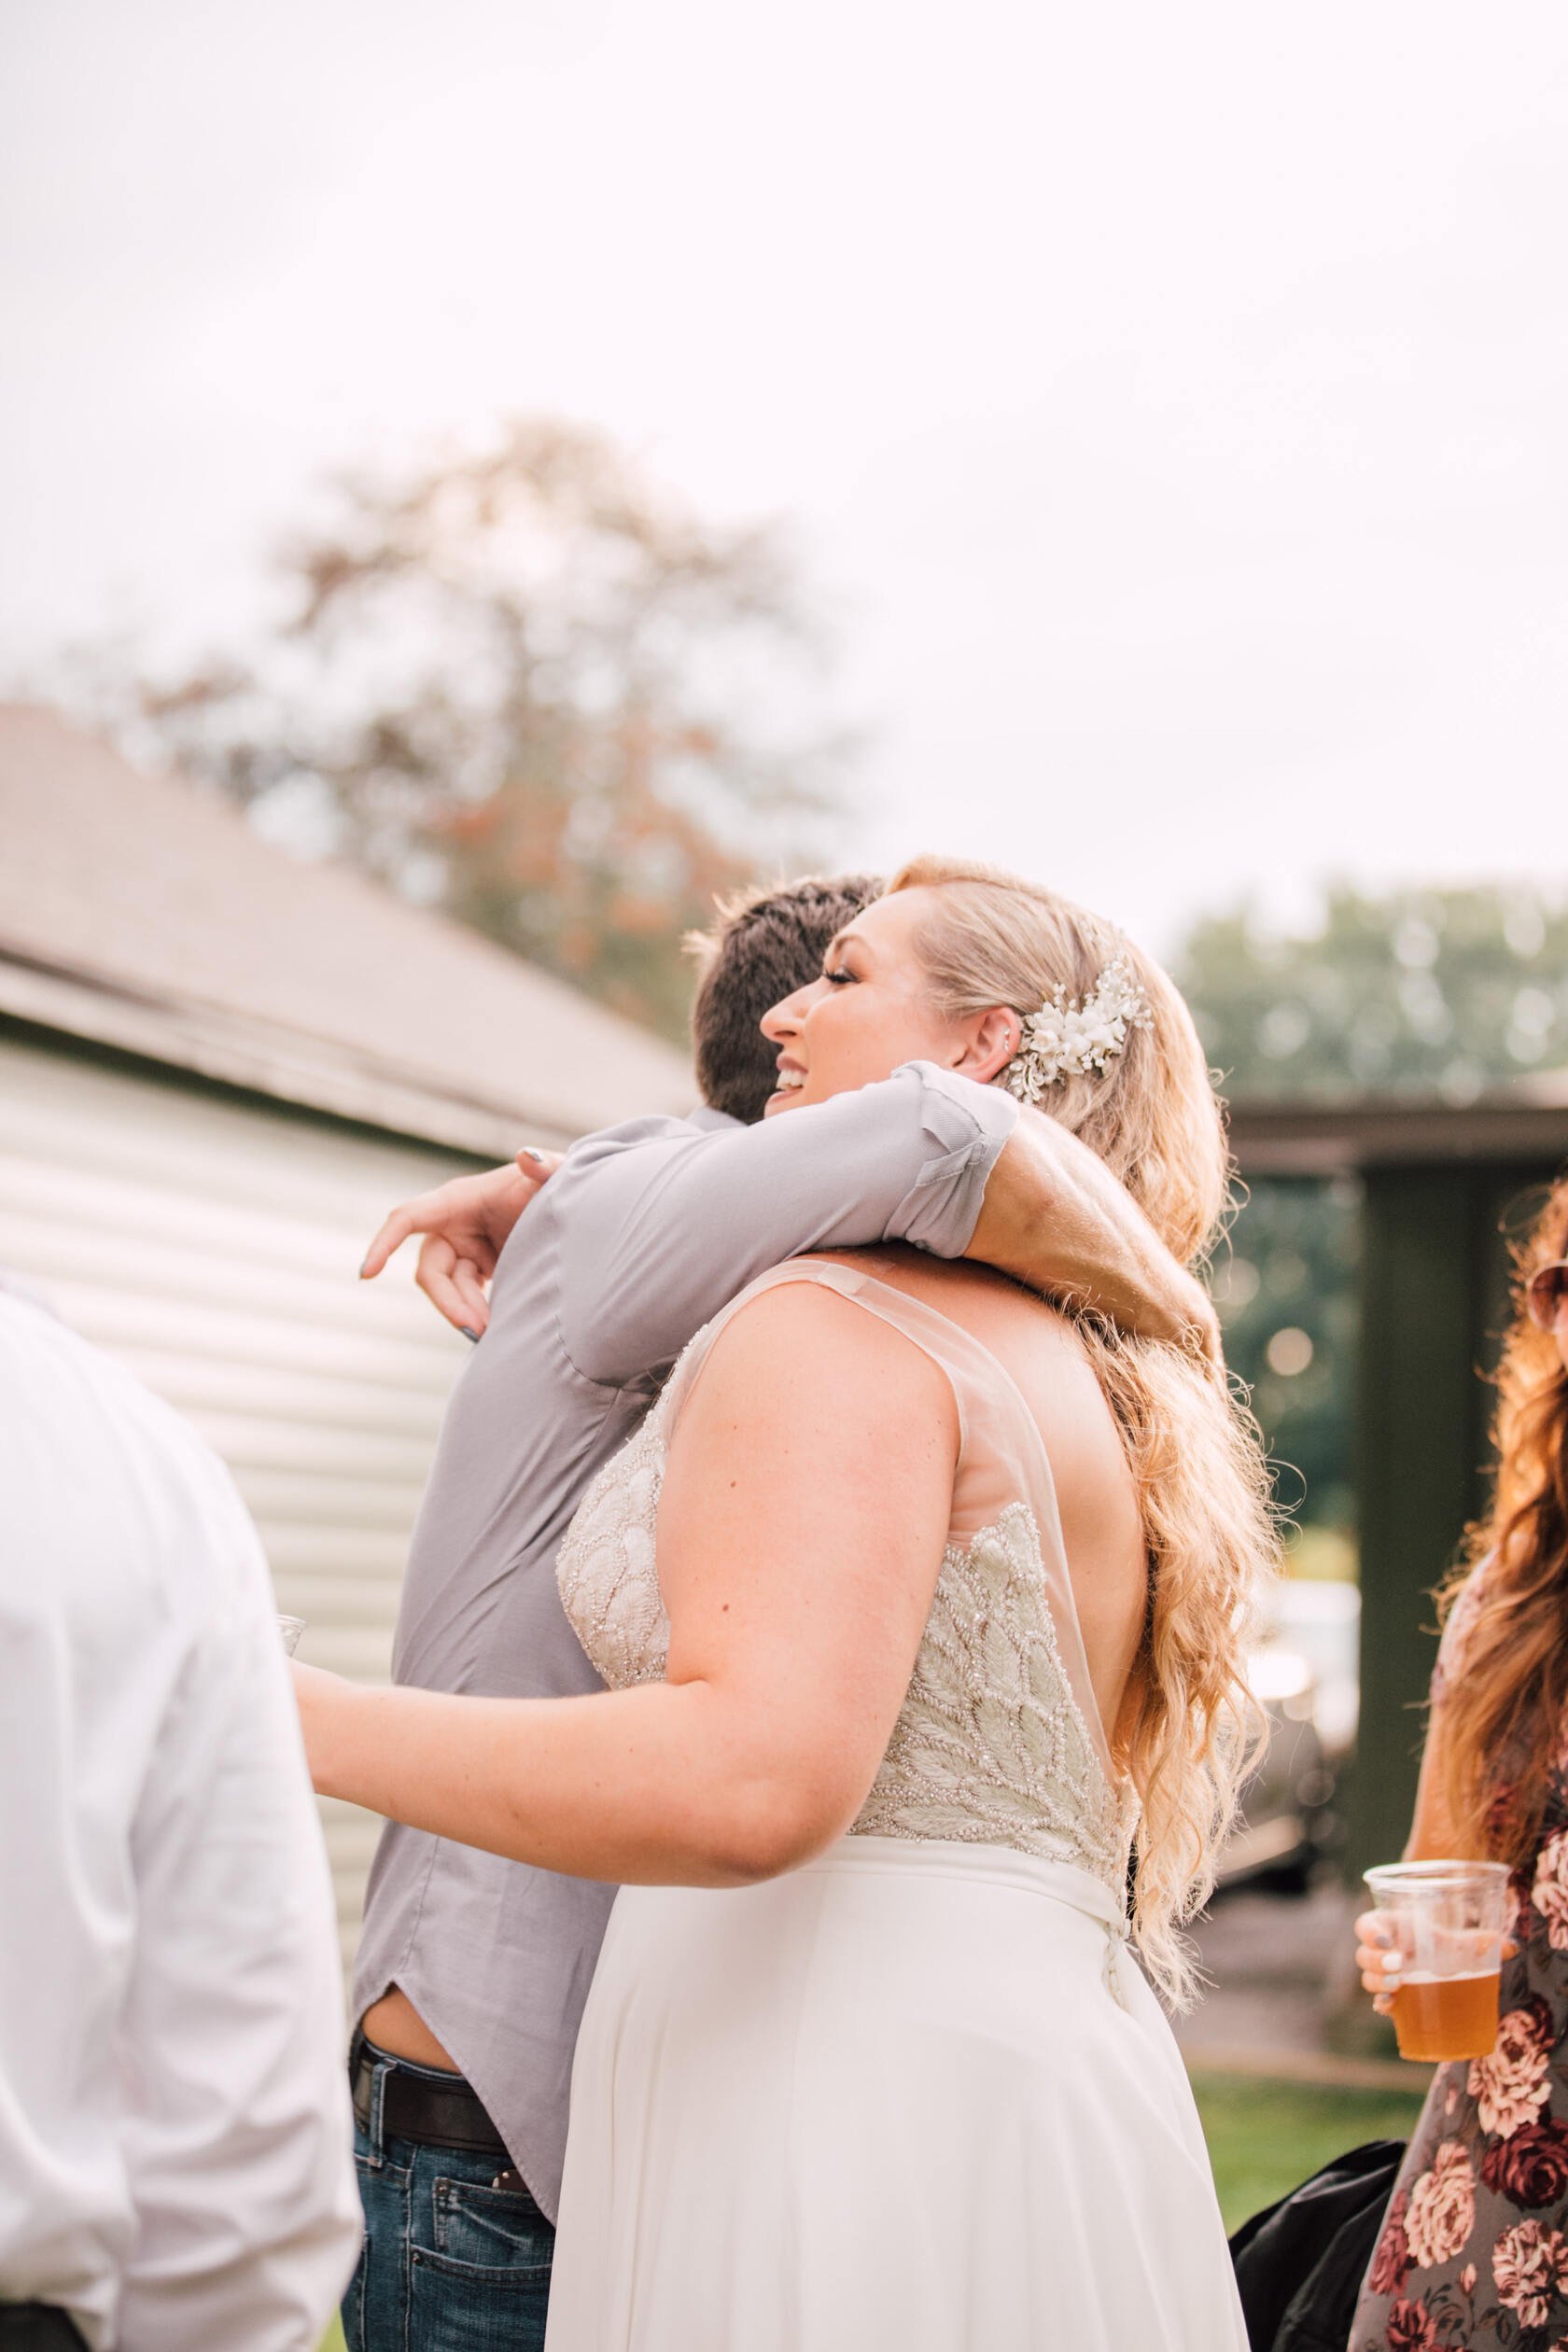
[3,0,1565,954]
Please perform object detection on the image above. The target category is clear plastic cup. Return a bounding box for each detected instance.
[1363,1859,1512,2062]
[277,1615,306,1657]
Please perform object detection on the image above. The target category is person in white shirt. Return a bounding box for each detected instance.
[0,1290,361,2352]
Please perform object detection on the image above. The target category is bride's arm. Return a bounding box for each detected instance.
[297,1284,956,1886]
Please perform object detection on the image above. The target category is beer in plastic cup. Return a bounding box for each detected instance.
[1363,1859,1512,2063]
[277,1615,306,1656]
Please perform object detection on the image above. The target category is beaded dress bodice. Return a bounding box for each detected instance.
[557,1259,1137,1900]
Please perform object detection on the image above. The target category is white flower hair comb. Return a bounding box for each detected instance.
[1002,954,1153,1104]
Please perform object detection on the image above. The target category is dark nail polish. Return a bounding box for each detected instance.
[459,1325,481,1344]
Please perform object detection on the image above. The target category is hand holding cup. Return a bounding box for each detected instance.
[1359,1861,1513,2063]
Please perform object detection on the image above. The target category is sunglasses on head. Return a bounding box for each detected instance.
[1527,1259,1568,1332]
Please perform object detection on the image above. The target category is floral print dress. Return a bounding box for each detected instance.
[1353,1575,1568,2352]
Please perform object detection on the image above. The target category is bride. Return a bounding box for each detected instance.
[295,855,1276,2349]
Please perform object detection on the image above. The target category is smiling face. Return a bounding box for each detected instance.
[1537,1258,1568,1378]
[1542,1213,1568,1373]
[1542,1268,1568,1378]
[1525,1192,1568,1378]
[757,887,1022,1116]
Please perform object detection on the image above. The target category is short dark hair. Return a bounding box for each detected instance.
[687,874,884,1124]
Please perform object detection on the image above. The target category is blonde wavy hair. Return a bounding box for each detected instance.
[888,856,1279,2006]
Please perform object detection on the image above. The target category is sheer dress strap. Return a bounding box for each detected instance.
[659,1255,1117,1782]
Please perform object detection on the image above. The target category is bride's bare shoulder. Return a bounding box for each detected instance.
[665,1267,960,1477]
[821,1252,1132,1479]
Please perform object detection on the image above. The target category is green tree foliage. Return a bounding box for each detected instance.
[107,420,846,1042]
[1182,884,1568,1104]
[1177,883,1568,1544]
[1209,1180,1362,1539]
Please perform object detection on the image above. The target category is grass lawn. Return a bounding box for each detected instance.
[1190,2069,1427,2235]
[319,2320,345,2352]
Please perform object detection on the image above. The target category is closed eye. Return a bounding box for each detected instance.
[823,964,857,987]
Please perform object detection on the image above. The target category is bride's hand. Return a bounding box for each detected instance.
[1172,1269,1223,1370]
[290,1659,359,1797]
[358,1150,563,1337]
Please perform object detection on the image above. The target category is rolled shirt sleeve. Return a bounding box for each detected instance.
[553,1062,1020,1389]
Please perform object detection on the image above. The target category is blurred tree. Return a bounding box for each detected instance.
[1208,1178,1362,1545]
[95,420,847,1041]
[1178,883,1568,1549]
[1182,882,1568,1103]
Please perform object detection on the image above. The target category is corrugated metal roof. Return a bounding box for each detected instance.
[0,704,694,1151]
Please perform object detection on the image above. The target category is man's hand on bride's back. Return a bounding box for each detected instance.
[968,1110,1224,1370]
[359,1151,563,1337]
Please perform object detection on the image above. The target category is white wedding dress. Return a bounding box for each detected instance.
[546,1258,1246,2351]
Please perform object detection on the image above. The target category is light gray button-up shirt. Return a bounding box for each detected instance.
[352,1062,1020,2217]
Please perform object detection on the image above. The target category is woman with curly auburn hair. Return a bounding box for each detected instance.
[1353,1174,1568,2350]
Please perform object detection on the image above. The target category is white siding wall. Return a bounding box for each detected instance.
[0,1031,479,1966]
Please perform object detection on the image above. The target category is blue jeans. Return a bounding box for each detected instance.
[343,2046,554,2352]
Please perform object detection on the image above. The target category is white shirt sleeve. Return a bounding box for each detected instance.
[0,1298,360,2351]
[113,1508,362,2349]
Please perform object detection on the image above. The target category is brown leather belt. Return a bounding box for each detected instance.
[350,2031,509,2159]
